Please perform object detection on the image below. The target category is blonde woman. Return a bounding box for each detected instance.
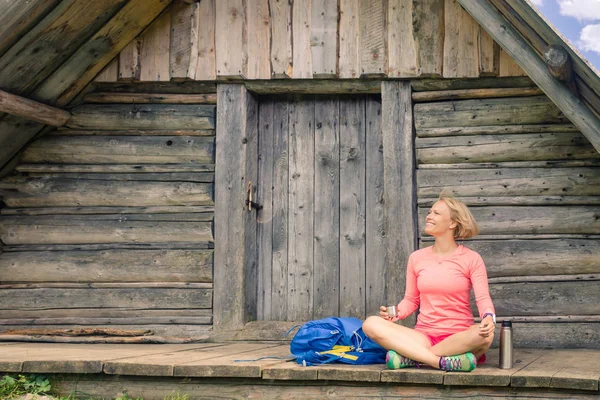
[362,194,495,372]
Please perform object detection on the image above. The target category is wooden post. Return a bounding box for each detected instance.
[213,84,259,331]
[457,0,600,153]
[543,44,578,96]
[0,90,70,127]
[381,81,417,327]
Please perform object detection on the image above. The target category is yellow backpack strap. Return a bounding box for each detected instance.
[317,345,359,361]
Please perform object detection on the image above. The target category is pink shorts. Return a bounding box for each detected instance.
[416,329,487,365]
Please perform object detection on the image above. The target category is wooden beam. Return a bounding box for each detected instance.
[457,0,600,153]
[543,44,578,95]
[213,84,259,331]
[412,87,542,102]
[0,89,70,126]
[381,81,417,327]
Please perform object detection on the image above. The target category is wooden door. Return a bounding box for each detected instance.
[256,95,386,322]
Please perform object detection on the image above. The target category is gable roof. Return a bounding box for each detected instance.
[0,0,171,175]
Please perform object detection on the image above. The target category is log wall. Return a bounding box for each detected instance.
[0,93,217,337]
[94,0,525,83]
[414,92,600,348]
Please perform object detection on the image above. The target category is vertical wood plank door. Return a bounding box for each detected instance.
[257,95,389,321]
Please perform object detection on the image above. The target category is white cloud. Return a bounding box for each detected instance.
[557,0,600,21]
[578,24,600,53]
[530,0,544,6]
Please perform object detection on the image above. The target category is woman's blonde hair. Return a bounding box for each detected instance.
[438,192,479,239]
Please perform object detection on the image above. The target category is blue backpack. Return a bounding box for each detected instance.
[288,317,387,366]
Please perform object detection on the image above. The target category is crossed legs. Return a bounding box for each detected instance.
[362,316,494,369]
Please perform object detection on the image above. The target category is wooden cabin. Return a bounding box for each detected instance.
[1,0,600,397]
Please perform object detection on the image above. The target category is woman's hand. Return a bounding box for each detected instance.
[479,315,495,337]
[379,306,400,322]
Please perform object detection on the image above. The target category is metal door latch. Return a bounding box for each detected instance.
[245,181,263,211]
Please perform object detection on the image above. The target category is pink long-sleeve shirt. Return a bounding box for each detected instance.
[396,244,495,335]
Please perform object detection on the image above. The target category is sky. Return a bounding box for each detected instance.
[528,0,600,72]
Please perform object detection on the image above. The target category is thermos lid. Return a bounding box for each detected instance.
[501,320,512,327]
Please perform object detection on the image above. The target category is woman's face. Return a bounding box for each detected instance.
[424,200,457,237]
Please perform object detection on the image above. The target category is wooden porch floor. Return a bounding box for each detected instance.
[1,342,600,398]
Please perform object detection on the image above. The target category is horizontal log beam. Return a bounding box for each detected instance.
[416,124,579,137]
[16,164,214,173]
[458,0,600,153]
[0,89,70,126]
[412,87,543,102]
[84,92,217,104]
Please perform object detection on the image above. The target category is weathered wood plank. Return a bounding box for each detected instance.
[0,176,213,207]
[215,0,246,78]
[287,97,314,321]
[359,0,386,76]
[479,27,499,76]
[22,135,215,164]
[0,249,213,283]
[195,0,216,80]
[173,345,290,378]
[247,0,271,80]
[414,96,567,129]
[419,196,600,206]
[338,0,360,79]
[0,0,61,58]
[245,79,381,95]
[95,58,119,83]
[411,76,534,91]
[257,99,274,320]
[381,81,417,326]
[36,0,171,104]
[0,283,212,290]
[119,38,142,81]
[387,0,418,77]
[0,89,70,127]
[486,281,600,316]
[51,375,600,400]
[419,206,600,235]
[443,0,479,78]
[1,206,214,216]
[292,0,312,79]
[550,355,600,391]
[0,324,212,338]
[417,124,580,138]
[413,0,444,77]
[170,0,199,80]
[313,97,340,319]
[310,0,337,78]
[52,129,214,136]
[417,167,600,197]
[67,104,215,130]
[416,133,599,164]
[0,215,213,245]
[443,349,544,387]
[3,243,214,252]
[16,164,215,173]
[0,0,126,95]
[139,10,171,81]
[381,367,445,384]
[269,0,292,78]
[270,99,289,320]
[365,96,386,317]
[339,97,366,318]
[213,85,258,330]
[93,81,217,94]
[0,309,213,326]
[0,117,44,172]
[84,93,217,104]
[412,87,543,102]
[499,47,525,77]
[317,364,382,382]
[0,288,212,310]
[262,361,319,380]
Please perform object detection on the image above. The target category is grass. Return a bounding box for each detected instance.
[0,374,189,400]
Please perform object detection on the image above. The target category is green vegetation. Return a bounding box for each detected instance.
[1,374,189,400]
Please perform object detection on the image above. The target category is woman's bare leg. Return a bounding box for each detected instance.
[430,325,494,359]
[362,316,440,368]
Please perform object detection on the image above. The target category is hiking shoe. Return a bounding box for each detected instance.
[439,352,477,372]
[386,350,419,369]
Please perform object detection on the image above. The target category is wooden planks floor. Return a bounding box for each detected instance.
[1,342,599,393]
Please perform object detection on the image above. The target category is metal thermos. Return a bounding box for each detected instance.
[499,320,513,369]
